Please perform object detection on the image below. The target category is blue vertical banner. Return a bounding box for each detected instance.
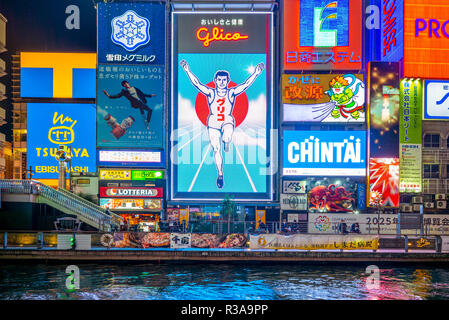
[380,0,404,62]
[357,183,366,210]
[97,2,165,65]
[364,0,381,63]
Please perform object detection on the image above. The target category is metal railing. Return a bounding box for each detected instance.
[0,179,123,232]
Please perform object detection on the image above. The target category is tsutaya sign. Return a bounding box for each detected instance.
[283,130,367,176]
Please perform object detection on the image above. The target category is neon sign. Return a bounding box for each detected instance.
[416,18,449,38]
[196,27,249,47]
[382,0,398,57]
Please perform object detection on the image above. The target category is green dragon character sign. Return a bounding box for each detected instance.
[327,75,365,120]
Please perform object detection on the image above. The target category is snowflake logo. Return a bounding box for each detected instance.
[111,10,150,52]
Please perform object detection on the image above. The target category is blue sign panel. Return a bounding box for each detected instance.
[283,130,367,176]
[96,64,164,149]
[97,2,165,64]
[97,149,165,168]
[300,0,349,47]
[380,0,404,62]
[27,103,96,179]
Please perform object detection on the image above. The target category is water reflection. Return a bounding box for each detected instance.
[1,263,449,300]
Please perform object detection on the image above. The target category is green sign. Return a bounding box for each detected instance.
[131,170,164,180]
[399,79,422,193]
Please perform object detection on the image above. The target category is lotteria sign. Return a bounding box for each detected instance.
[100,187,163,198]
[283,131,367,176]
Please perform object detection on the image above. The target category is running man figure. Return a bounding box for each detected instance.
[180,59,265,189]
[103,80,156,130]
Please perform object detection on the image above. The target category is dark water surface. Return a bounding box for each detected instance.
[1,263,449,300]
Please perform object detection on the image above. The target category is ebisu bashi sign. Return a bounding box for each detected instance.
[171,12,273,201]
[283,0,362,70]
[282,74,365,123]
[97,2,165,64]
[27,103,96,179]
[283,131,367,176]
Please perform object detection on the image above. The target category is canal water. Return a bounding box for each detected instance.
[1,263,449,300]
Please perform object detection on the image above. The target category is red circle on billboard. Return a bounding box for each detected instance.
[194,81,249,128]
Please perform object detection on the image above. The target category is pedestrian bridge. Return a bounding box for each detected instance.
[0,179,122,232]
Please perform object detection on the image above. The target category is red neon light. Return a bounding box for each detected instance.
[196,27,249,47]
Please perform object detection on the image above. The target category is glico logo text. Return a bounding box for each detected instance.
[416,19,449,38]
[196,27,249,47]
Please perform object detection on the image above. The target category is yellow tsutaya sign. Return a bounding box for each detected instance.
[20,52,96,98]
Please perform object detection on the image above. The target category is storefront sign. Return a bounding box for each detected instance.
[100,198,162,210]
[399,79,422,193]
[256,210,266,229]
[250,234,379,250]
[97,2,165,64]
[424,80,449,120]
[100,187,163,198]
[179,208,189,227]
[282,180,307,194]
[27,103,96,179]
[369,158,400,207]
[404,0,449,79]
[97,64,164,149]
[20,52,96,99]
[170,233,191,249]
[171,12,273,201]
[280,194,308,211]
[381,0,404,62]
[131,170,164,180]
[283,0,362,70]
[283,130,367,176]
[166,208,180,221]
[99,169,131,180]
[97,150,164,167]
[282,74,366,123]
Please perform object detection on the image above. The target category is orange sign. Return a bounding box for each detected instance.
[404,0,449,79]
[283,0,362,71]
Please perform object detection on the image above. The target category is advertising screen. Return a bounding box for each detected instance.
[424,80,449,120]
[308,181,358,213]
[20,52,96,99]
[381,0,404,62]
[399,79,422,193]
[404,0,449,79]
[368,62,400,158]
[283,130,367,176]
[97,2,165,65]
[27,103,96,179]
[369,158,399,207]
[171,12,273,201]
[282,73,365,123]
[97,150,164,167]
[97,64,164,148]
[100,198,162,210]
[283,0,362,70]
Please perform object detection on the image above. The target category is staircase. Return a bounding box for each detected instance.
[0,179,123,232]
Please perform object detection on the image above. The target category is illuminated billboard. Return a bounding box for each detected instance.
[399,79,422,193]
[100,187,163,198]
[100,198,162,210]
[381,0,404,62]
[404,0,449,79]
[171,12,273,201]
[308,181,357,213]
[283,130,367,177]
[99,169,164,180]
[97,150,164,167]
[369,158,399,208]
[283,0,362,70]
[424,80,449,120]
[96,64,164,148]
[20,52,96,98]
[282,73,365,123]
[27,103,96,179]
[368,62,400,158]
[97,2,165,65]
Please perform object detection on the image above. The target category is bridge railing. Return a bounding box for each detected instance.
[0,179,123,232]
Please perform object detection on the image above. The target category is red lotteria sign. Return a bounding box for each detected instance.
[100,187,163,198]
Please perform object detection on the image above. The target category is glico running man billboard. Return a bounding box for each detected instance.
[96,64,164,149]
[97,2,165,65]
[27,103,96,179]
[171,12,273,201]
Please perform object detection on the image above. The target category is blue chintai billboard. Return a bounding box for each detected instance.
[27,103,97,179]
[283,130,367,177]
[96,64,164,149]
[97,2,165,65]
[171,12,274,201]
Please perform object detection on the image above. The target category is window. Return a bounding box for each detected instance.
[424,164,440,179]
[424,134,440,148]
